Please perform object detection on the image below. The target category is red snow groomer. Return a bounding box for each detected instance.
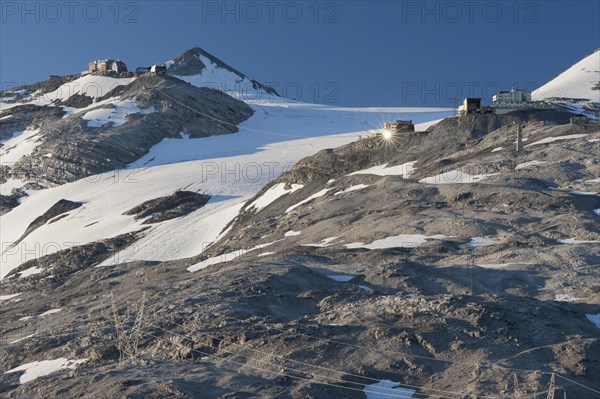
[384,120,415,133]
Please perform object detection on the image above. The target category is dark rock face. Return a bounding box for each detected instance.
[0,104,65,142]
[4,230,146,283]
[124,191,211,224]
[54,93,94,109]
[12,199,83,246]
[0,193,21,215]
[167,47,210,76]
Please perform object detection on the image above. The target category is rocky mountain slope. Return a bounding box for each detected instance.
[0,74,253,190]
[1,49,599,398]
[1,109,599,398]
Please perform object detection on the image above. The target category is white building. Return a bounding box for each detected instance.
[492,88,555,114]
[493,88,532,106]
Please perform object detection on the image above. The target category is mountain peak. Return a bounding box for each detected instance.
[532,50,600,102]
[166,47,278,98]
[167,47,232,76]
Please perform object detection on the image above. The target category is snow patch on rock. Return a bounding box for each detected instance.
[5,358,87,384]
[419,170,498,185]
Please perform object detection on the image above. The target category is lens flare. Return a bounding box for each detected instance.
[382,130,393,140]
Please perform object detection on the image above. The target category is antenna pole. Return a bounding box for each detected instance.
[515,122,523,153]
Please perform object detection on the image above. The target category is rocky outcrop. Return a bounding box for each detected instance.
[4,229,146,284]
[0,104,65,142]
[124,191,211,224]
[3,75,254,186]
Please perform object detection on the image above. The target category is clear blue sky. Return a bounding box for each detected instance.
[1,0,598,107]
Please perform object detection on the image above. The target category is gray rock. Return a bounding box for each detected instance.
[124,191,211,224]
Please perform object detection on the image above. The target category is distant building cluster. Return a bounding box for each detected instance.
[87,59,128,74]
[384,120,415,133]
[83,59,168,76]
[458,88,556,116]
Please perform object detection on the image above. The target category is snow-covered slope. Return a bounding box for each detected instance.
[0,75,136,111]
[532,50,600,101]
[0,45,452,278]
[1,99,452,279]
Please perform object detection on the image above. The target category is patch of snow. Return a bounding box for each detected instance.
[555,294,583,302]
[586,178,600,183]
[334,184,370,195]
[346,234,446,250]
[18,316,33,321]
[0,178,28,196]
[188,241,279,272]
[461,237,496,248]
[588,139,600,143]
[586,314,600,329]
[0,102,22,111]
[359,285,373,292]
[18,267,43,279]
[0,129,42,163]
[569,191,599,196]
[303,237,340,248]
[247,183,304,213]
[364,379,416,399]
[557,238,599,245]
[594,209,600,216]
[284,230,302,237]
[419,170,498,185]
[286,188,331,213]
[10,333,36,344]
[349,162,416,178]
[5,358,87,384]
[525,134,588,147]
[39,308,62,317]
[41,75,135,103]
[83,100,156,128]
[257,251,276,257]
[328,275,354,282]
[491,146,504,153]
[0,293,21,301]
[475,262,532,269]
[515,160,546,170]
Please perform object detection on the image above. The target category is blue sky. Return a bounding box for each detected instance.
[1,0,598,106]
